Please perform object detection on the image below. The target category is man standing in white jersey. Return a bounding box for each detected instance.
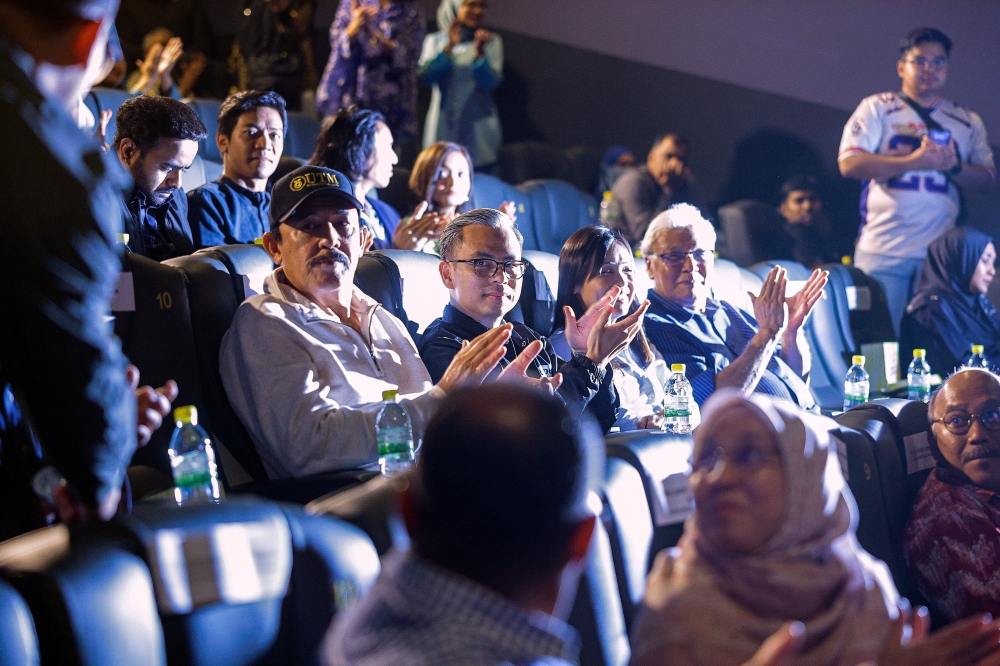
[839,28,995,334]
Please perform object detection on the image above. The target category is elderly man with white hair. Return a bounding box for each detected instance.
[641,204,829,408]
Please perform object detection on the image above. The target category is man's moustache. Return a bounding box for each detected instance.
[310,250,349,267]
[962,446,1000,463]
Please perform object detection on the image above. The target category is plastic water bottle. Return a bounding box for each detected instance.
[664,364,693,435]
[966,344,989,369]
[167,406,221,504]
[843,355,869,411]
[907,349,932,403]
[376,390,414,476]
[599,191,619,228]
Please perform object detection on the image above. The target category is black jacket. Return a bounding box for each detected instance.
[121,187,194,260]
[0,37,137,523]
[419,305,619,432]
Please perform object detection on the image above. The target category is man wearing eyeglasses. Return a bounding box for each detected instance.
[905,368,1000,623]
[220,168,542,479]
[641,204,828,410]
[419,208,648,433]
[839,28,995,335]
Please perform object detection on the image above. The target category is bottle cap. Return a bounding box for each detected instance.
[116,233,130,245]
[603,191,613,200]
[670,363,685,373]
[852,355,865,365]
[913,349,926,359]
[382,389,399,401]
[973,344,985,354]
[253,237,264,245]
[174,405,198,425]
[841,255,852,265]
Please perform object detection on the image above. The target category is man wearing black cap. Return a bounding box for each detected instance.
[0,0,137,536]
[220,165,551,479]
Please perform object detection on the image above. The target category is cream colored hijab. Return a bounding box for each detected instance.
[630,391,898,666]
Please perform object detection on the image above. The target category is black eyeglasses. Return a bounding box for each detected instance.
[932,407,1000,435]
[448,258,528,280]
[904,56,948,69]
[691,444,780,475]
[652,249,708,267]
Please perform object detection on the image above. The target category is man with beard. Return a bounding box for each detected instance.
[905,368,1000,622]
[220,166,547,479]
[189,89,286,247]
[114,95,206,259]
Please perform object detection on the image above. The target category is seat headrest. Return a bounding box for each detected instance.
[121,499,292,615]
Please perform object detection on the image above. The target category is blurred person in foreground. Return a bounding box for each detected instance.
[0,0,170,538]
[632,390,1000,666]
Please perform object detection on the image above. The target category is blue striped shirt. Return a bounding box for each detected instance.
[643,289,816,410]
[324,550,579,666]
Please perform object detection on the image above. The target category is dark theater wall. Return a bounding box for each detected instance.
[457,0,1000,243]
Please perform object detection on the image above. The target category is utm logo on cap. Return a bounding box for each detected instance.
[290,172,339,192]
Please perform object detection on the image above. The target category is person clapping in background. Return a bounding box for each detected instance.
[316,0,425,142]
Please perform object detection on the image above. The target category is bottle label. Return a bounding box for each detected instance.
[377,426,413,457]
[663,408,691,418]
[172,449,212,489]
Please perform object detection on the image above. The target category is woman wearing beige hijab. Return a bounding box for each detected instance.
[631,391,1000,666]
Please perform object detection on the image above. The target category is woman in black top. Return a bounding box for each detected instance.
[899,226,999,375]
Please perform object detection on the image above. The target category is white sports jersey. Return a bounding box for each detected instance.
[839,92,994,258]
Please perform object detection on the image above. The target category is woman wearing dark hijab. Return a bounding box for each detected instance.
[899,227,999,375]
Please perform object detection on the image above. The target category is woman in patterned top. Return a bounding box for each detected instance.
[316,0,425,143]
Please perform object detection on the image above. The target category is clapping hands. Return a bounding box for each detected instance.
[564,285,650,369]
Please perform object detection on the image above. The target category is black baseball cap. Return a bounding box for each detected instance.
[269,166,364,229]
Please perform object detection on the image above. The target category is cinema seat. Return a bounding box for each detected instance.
[182,154,223,193]
[83,87,133,146]
[163,250,267,485]
[837,399,932,607]
[514,250,559,336]
[284,112,321,161]
[114,253,205,477]
[111,497,379,666]
[471,173,533,231]
[0,578,38,666]
[605,431,694,562]
[831,424,903,597]
[353,250,450,344]
[307,474,412,557]
[602,458,653,632]
[185,98,223,162]
[716,199,774,268]
[5,543,166,666]
[751,259,852,411]
[518,179,598,255]
[569,510,630,666]
[709,258,763,320]
[374,166,419,217]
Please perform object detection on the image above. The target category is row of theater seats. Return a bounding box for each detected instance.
[0,496,381,666]
[118,238,889,501]
[0,360,935,666]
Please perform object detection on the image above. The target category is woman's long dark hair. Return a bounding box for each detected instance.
[555,225,655,367]
[309,106,384,180]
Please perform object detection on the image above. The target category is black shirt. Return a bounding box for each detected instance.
[0,37,137,525]
[419,305,619,432]
[121,187,194,260]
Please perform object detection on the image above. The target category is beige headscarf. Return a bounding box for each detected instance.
[630,391,898,666]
